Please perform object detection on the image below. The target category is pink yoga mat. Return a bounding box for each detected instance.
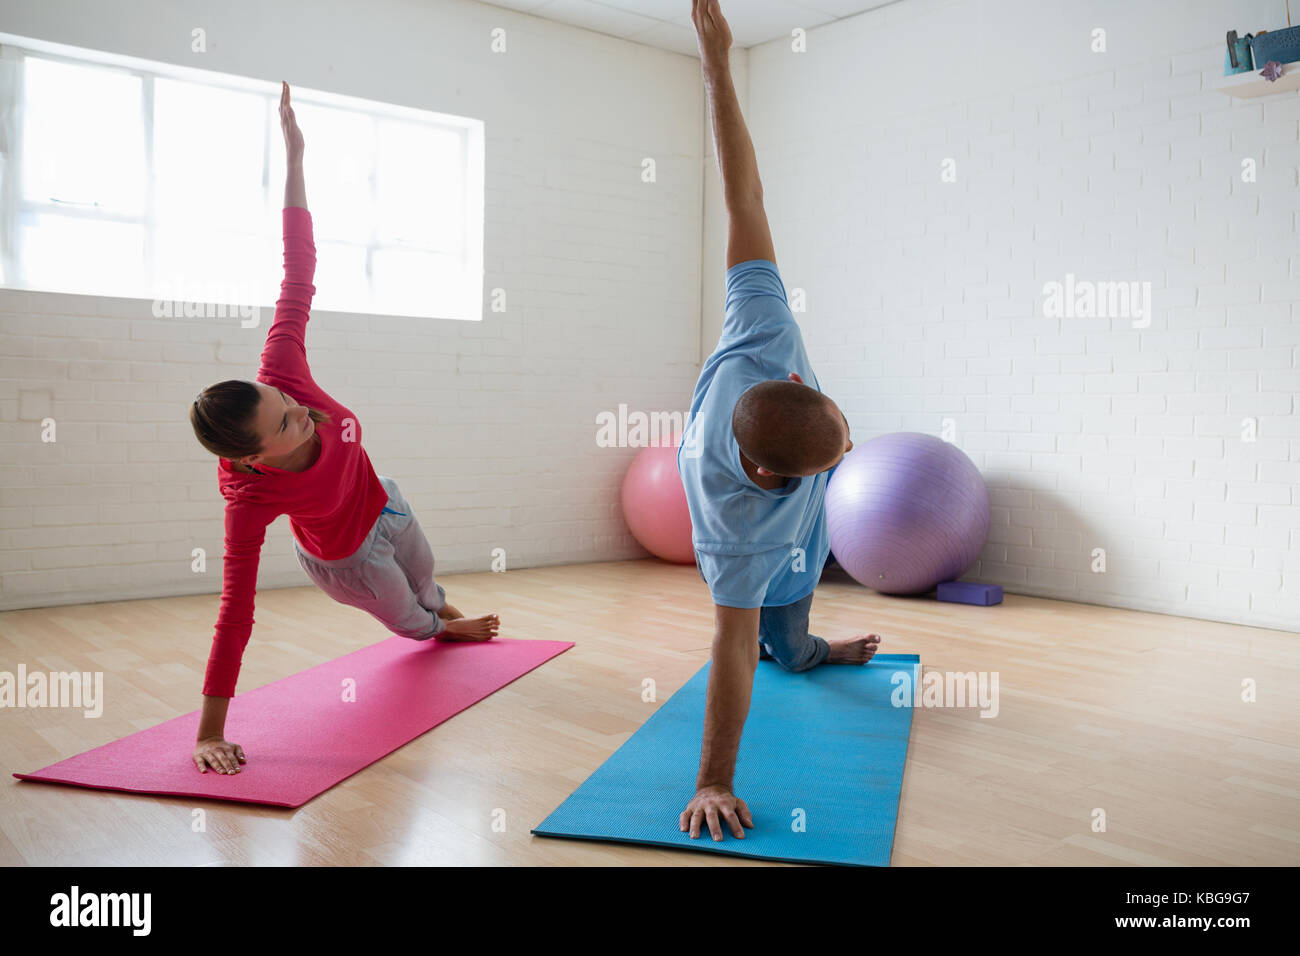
[13,636,572,807]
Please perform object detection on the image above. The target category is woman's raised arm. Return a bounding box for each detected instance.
[256,82,317,388]
[280,81,307,210]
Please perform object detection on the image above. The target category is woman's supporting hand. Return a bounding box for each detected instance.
[194,735,246,774]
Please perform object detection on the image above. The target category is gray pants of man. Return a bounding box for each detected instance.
[292,475,447,640]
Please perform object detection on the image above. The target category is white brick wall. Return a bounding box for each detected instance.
[0,0,703,609]
[4,0,1295,636]
[715,0,1297,631]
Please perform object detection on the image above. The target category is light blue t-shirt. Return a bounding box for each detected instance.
[678,259,831,609]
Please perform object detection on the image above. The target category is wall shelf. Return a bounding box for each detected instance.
[1216,59,1300,97]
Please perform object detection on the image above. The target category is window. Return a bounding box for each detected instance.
[0,33,485,321]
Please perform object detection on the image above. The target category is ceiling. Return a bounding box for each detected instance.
[479,0,902,56]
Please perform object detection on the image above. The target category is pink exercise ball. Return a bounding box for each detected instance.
[620,444,696,565]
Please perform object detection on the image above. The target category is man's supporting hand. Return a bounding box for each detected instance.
[681,784,755,841]
[679,603,761,840]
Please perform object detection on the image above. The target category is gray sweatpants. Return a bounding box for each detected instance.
[292,475,447,640]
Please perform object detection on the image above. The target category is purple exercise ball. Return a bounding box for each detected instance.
[826,432,990,595]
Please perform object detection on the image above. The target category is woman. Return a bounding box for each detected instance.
[187,83,500,775]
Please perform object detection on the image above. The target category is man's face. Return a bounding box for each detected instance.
[243,382,315,464]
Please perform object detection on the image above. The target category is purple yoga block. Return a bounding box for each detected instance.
[936,580,1002,606]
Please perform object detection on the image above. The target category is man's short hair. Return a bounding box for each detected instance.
[731,380,841,477]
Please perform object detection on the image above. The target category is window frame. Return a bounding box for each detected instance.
[0,31,485,321]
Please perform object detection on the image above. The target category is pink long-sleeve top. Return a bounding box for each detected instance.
[203,206,388,697]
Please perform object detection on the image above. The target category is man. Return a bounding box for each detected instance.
[677,0,882,843]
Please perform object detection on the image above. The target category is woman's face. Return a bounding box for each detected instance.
[242,382,315,464]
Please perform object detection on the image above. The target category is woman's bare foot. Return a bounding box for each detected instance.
[438,614,500,641]
[440,603,466,621]
[826,634,881,664]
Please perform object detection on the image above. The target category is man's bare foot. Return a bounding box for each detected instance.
[438,614,500,641]
[441,603,466,621]
[826,634,881,664]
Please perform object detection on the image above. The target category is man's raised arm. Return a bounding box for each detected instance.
[692,0,777,270]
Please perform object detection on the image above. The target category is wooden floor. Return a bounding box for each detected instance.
[2,559,1297,866]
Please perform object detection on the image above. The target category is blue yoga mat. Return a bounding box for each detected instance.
[532,652,919,866]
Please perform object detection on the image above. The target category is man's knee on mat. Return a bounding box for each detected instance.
[765,643,822,673]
